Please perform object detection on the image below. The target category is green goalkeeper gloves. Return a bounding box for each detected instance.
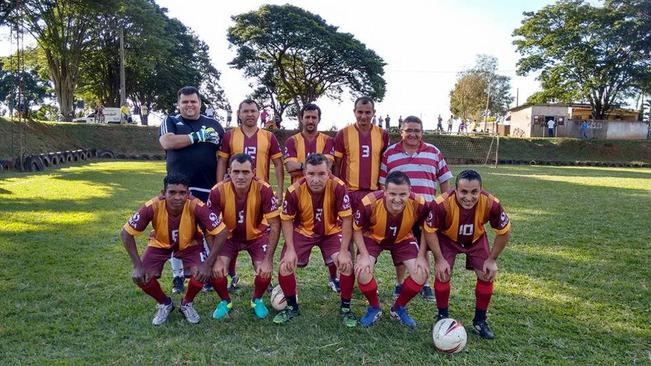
[189,127,217,144]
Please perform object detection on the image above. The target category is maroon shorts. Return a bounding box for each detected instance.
[363,236,420,265]
[438,232,490,271]
[141,244,202,278]
[282,231,342,267]
[349,189,374,212]
[219,235,269,264]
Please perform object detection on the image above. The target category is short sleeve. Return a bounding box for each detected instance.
[378,150,389,186]
[269,133,282,160]
[381,130,390,153]
[334,129,346,159]
[323,136,335,161]
[194,202,226,236]
[218,130,232,158]
[207,187,222,215]
[280,188,298,221]
[436,151,453,184]
[261,185,280,219]
[123,204,154,236]
[335,183,352,218]
[353,202,371,231]
[489,200,511,235]
[284,136,298,162]
[423,201,441,233]
[159,116,178,137]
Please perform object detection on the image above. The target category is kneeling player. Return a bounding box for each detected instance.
[121,175,228,325]
[207,153,281,320]
[428,169,511,339]
[354,171,431,329]
[273,154,357,327]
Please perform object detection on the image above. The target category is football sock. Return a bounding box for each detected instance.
[211,276,230,302]
[434,279,451,311]
[358,277,380,308]
[139,278,170,305]
[475,279,494,319]
[278,273,297,297]
[327,262,337,280]
[182,277,203,305]
[253,274,271,299]
[170,257,184,278]
[228,253,238,277]
[339,273,354,306]
[394,276,423,308]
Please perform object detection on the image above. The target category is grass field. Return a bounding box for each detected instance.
[1,162,650,365]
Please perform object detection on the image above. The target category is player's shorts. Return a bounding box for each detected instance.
[362,236,420,265]
[282,231,342,267]
[219,235,269,264]
[142,244,203,278]
[349,189,374,212]
[437,232,490,271]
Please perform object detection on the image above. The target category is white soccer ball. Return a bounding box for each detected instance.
[432,318,467,353]
[270,285,298,311]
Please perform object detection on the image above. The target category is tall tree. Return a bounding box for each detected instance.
[513,0,651,119]
[228,4,386,127]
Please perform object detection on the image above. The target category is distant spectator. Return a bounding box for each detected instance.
[447,115,454,133]
[372,116,377,126]
[378,115,384,129]
[398,115,403,128]
[547,119,555,137]
[260,108,269,127]
[580,120,589,139]
[437,114,443,132]
[226,109,233,127]
[385,114,391,130]
[120,104,132,124]
[141,104,149,126]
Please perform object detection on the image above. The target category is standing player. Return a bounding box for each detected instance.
[159,86,225,294]
[284,103,340,292]
[121,175,228,325]
[208,153,281,320]
[217,99,284,290]
[427,169,511,339]
[333,96,390,214]
[273,154,357,327]
[353,171,432,329]
[379,115,453,301]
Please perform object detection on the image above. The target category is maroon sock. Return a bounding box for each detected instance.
[253,275,271,299]
[228,253,238,277]
[434,279,451,310]
[182,277,203,305]
[211,276,230,302]
[139,278,169,304]
[475,279,494,310]
[339,273,355,302]
[358,277,380,308]
[327,262,337,279]
[278,273,297,297]
[393,276,423,308]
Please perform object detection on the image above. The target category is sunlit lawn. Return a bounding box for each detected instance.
[0,162,649,364]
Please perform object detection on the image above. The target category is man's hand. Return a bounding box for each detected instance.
[256,258,273,279]
[212,259,227,279]
[415,255,430,278]
[196,261,213,283]
[354,253,373,278]
[435,258,451,282]
[481,258,498,281]
[334,249,352,274]
[281,248,298,274]
[189,127,217,144]
[131,264,148,286]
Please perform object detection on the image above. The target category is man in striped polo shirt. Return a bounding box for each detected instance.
[379,115,453,301]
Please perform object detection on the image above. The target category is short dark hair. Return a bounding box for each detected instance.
[353,96,374,110]
[385,171,411,186]
[301,103,321,119]
[229,153,254,168]
[402,116,423,129]
[238,99,260,111]
[305,153,328,167]
[163,174,190,190]
[177,86,201,101]
[455,169,482,187]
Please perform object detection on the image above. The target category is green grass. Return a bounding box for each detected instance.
[1,162,650,364]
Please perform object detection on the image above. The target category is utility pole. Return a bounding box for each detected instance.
[119,27,126,108]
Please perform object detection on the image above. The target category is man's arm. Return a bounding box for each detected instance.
[273,157,284,203]
[333,157,342,178]
[285,160,303,179]
[120,228,147,285]
[216,156,229,182]
[439,180,450,194]
[159,133,193,150]
[482,232,510,282]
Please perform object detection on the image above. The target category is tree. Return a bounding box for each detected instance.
[449,55,513,124]
[228,4,386,128]
[0,54,52,118]
[513,0,651,119]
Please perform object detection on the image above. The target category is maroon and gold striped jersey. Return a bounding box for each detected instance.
[426,190,511,246]
[284,132,335,184]
[281,176,352,237]
[334,124,389,191]
[353,190,429,245]
[218,127,282,183]
[123,196,225,250]
[207,178,280,241]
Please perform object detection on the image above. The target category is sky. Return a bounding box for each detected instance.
[0,0,561,128]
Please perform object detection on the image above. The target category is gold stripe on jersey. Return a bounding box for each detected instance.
[439,192,510,243]
[369,128,383,191]
[150,197,197,250]
[346,127,360,190]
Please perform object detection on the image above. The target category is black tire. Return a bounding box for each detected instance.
[78,150,87,161]
[1,159,11,171]
[98,150,115,159]
[40,154,51,168]
[64,151,74,162]
[84,150,92,160]
[24,155,44,172]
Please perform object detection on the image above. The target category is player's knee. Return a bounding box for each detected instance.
[411,270,427,285]
[279,261,294,276]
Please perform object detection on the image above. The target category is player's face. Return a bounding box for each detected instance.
[302,110,320,134]
[304,161,329,193]
[238,103,260,127]
[384,182,411,214]
[354,102,375,128]
[164,184,189,211]
[178,93,201,120]
[455,179,481,209]
[401,122,423,148]
[229,160,254,189]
